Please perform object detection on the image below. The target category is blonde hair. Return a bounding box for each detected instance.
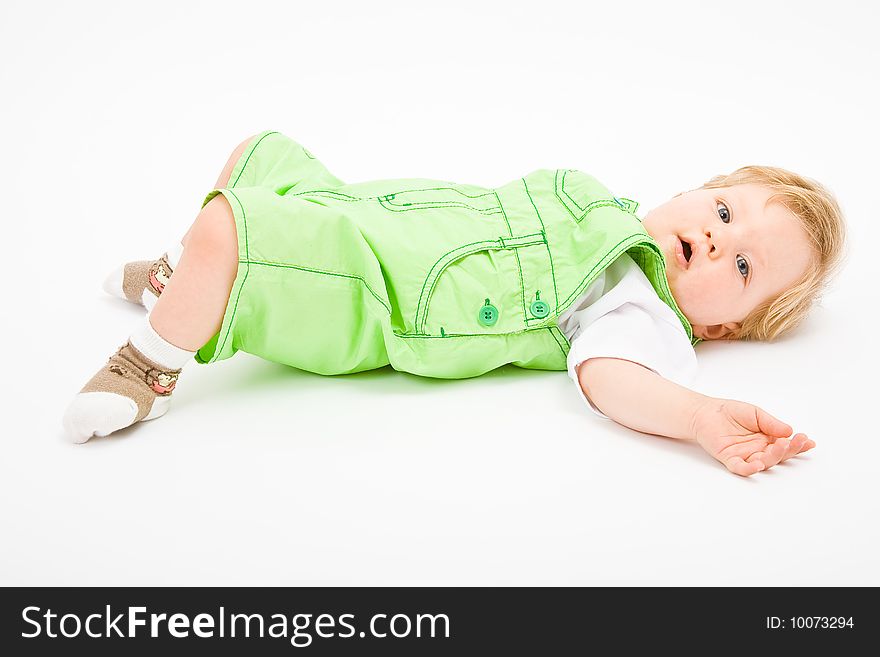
[699,165,847,341]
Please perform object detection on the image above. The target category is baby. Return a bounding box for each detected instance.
[63,131,846,477]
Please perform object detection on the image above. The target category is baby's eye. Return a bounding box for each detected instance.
[736,255,750,279]
[717,201,730,223]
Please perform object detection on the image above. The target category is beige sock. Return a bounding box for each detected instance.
[63,319,194,443]
[85,341,179,418]
[123,254,173,304]
[103,243,183,310]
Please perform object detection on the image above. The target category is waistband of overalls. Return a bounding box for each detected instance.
[494,179,546,239]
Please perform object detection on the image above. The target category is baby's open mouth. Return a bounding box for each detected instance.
[680,238,692,262]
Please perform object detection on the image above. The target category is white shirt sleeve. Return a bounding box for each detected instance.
[558,253,698,419]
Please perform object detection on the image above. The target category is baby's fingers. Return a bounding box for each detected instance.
[725,455,765,477]
[747,439,791,471]
[724,435,813,476]
[779,433,814,462]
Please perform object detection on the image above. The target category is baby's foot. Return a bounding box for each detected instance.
[63,341,181,443]
[103,243,183,311]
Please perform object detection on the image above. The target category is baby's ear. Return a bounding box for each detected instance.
[692,322,740,340]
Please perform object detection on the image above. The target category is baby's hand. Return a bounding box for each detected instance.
[690,398,815,477]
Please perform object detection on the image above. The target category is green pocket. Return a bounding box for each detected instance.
[415,233,547,335]
[377,186,503,215]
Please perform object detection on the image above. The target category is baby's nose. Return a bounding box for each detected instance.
[704,230,719,256]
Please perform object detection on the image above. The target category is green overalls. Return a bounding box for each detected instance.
[195,130,695,379]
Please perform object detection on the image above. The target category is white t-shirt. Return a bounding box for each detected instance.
[556,252,698,418]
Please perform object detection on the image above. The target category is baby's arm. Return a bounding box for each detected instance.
[578,357,814,476]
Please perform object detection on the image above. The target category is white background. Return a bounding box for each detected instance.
[1,0,878,586]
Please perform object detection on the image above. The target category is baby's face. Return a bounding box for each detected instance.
[642,183,813,339]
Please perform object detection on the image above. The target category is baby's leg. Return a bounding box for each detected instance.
[64,195,239,443]
[149,195,239,350]
[103,135,256,309]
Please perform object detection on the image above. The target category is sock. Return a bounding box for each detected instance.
[63,317,195,443]
[103,242,184,311]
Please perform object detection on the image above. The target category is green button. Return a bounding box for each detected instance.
[530,300,550,318]
[478,301,499,327]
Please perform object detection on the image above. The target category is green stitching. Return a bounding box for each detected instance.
[617,196,640,215]
[213,190,250,361]
[383,186,497,197]
[554,169,624,224]
[395,323,561,339]
[377,186,501,214]
[521,176,560,312]
[282,185,504,215]
[494,190,527,323]
[414,238,500,329]
[241,259,391,315]
[213,131,287,360]
[547,326,569,357]
[416,233,546,332]
[556,234,692,343]
[513,247,525,322]
[559,169,585,211]
[378,200,502,214]
[283,189,362,201]
[626,242,693,342]
[553,169,582,221]
[494,191,514,237]
[229,131,278,189]
[558,235,645,310]
[211,133,279,360]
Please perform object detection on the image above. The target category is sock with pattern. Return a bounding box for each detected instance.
[63,317,194,443]
[103,242,184,311]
